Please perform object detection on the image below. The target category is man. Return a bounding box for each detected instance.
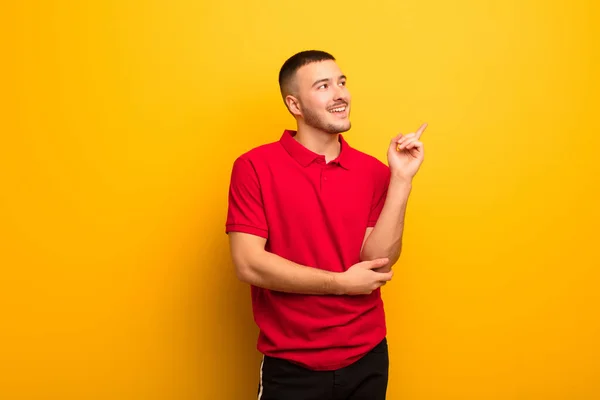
[225,50,426,400]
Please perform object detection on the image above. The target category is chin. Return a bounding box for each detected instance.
[327,121,351,134]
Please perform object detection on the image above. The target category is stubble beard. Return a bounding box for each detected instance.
[303,106,351,134]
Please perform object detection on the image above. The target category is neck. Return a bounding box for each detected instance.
[294,123,341,163]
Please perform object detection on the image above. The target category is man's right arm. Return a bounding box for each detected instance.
[229,232,392,295]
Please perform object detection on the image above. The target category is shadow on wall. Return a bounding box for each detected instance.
[179,91,285,399]
[180,219,261,399]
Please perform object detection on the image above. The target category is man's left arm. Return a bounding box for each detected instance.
[360,123,428,273]
[360,177,412,272]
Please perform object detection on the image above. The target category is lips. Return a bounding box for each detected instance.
[328,104,348,113]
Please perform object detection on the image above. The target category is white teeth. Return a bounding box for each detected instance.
[330,107,346,113]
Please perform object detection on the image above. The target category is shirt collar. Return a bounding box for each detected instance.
[279,130,354,169]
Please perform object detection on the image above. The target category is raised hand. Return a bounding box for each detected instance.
[387,123,427,180]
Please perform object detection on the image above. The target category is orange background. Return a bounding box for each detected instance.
[1,0,599,399]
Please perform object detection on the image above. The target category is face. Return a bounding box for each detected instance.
[288,60,352,134]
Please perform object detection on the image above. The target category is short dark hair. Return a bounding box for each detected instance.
[278,50,336,97]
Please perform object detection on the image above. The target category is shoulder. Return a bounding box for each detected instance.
[235,139,283,164]
[229,139,285,183]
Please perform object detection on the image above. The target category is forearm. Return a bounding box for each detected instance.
[361,176,412,271]
[236,250,342,295]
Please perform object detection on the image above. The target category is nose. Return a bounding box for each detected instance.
[333,83,347,102]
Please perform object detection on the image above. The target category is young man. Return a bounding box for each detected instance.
[225,50,426,400]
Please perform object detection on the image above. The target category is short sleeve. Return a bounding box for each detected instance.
[225,156,269,238]
[367,162,391,227]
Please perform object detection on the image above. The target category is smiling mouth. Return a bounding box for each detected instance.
[328,105,347,113]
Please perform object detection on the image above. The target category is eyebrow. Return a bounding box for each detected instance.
[312,75,347,88]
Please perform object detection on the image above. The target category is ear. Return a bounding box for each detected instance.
[285,95,302,117]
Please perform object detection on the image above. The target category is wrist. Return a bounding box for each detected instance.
[330,272,347,295]
[390,174,413,190]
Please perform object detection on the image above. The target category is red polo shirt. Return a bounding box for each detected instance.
[225,129,391,371]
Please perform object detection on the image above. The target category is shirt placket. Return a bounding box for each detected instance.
[319,159,338,193]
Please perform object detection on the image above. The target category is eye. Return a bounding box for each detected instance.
[339,80,346,86]
[318,83,328,90]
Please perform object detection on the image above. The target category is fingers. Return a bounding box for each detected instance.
[398,137,423,151]
[365,258,389,269]
[394,123,428,148]
[379,271,393,282]
[390,133,403,147]
[396,132,414,151]
[374,271,394,291]
[412,141,424,150]
[405,140,423,151]
[415,122,428,139]
[397,132,416,144]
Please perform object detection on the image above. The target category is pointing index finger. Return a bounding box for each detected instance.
[416,123,428,139]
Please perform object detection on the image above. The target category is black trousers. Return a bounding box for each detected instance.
[257,338,389,400]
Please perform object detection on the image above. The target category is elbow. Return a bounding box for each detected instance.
[233,259,254,284]
[360,244,394,263]
[361,244,401,268]
[228,232,267,286]
[235,265,248,283]
[385,245,401,267]
[232,250,262,285]
[388,251,401,267]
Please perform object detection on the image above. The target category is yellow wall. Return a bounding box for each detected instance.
[2,0,599,398]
